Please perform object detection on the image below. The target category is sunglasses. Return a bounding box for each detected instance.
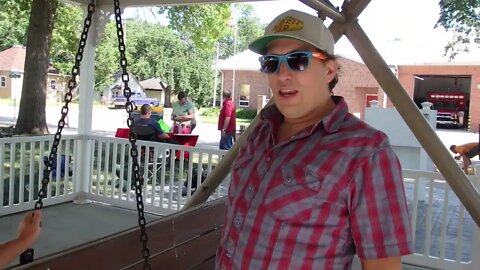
[259,51,329,74]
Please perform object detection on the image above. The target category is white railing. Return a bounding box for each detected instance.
[1,135,479,269]
[85,135,229,215]
[402,169,480,270]
[0,135,79,215]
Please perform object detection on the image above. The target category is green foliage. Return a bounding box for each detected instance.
[0,0,83,74]
[0,0,31,51]
[235,109,256,119]
[158,4,231,53]
[50,3,83,74]
[96,20,214,106]
[200,107,220,117]
[436,0,480,59]
[218,4,265,59]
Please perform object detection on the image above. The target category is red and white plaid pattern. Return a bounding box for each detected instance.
[216,96,413,270]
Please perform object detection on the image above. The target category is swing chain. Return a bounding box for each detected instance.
[34,0,96,210]
[113,1,151,269]
[20,0,97,266]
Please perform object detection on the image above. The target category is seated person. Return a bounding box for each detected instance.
[450,142,480,174]
[172,91,196,133]
[135,104,171,142]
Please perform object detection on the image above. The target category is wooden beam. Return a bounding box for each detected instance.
[343,20,480,227]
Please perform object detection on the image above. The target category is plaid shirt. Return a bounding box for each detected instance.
[216,96,414,270]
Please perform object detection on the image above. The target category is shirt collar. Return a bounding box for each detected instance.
[260,96,348,134]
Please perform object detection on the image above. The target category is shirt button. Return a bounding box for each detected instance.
[266,156,271,162]
[226,252,232,258]
[234,216,242,226]
[248,185,254,192]
[285,178,293,184]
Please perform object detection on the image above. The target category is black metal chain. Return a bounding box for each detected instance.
[35,1,96,209]
[113,1,151,269]
[20,0,97,265]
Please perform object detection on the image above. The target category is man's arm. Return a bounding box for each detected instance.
[0,211,42,268]
[461,155,470,174]
[222,117,231,132]
[361,256,402,270]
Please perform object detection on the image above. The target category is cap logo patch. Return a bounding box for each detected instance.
[273,16,304,32]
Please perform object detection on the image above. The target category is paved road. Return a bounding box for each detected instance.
[1,103,478,150]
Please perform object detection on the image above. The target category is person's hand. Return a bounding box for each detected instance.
[221,130,226,137]
[454,155,461,160]
[17,210,42,247]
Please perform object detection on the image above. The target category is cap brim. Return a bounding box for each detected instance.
[248,34,321,55]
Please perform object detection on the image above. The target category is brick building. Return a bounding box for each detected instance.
[214,50,480,132]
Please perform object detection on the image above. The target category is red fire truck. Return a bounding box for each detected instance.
[426,91,466,126]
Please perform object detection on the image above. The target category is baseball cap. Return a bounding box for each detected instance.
[248,9,334,55]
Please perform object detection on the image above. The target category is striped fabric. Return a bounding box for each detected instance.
[216,96,414,270]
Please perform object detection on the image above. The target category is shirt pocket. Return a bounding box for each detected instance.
[228,155,251,200]
[264,165,342,224]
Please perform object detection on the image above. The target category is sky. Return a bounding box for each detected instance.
[123,0,479,64]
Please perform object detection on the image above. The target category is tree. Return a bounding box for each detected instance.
[436,0,480,59]
[0,0,30,51]
[217,4,264,59]
[96,20,215,107]
[158,4,231,53]
[14,0,58,135]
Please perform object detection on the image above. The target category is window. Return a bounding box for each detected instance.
[239,84,250,107]
[0,76,6,87]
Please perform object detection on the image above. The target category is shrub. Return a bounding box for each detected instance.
[236,109,257,119]
[200,107,220,117]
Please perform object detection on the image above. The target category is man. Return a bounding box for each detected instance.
[216,10,413,270]
[135,104,170,141]
[450,142,479,174]
[172,91,196,133]
[218,90,236,150]
[0,211,42,267]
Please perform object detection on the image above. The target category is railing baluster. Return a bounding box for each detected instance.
[186,153,194,201]
[96,140,103,195]
[440,181,449,260]
[111,142,118,199]
[168,150,175,210]
[159,147,167,207]
[0,143,4,206]
[177,151,185,209]
[55,141,63,197]
[151,146,158,206]
[424,177,435,257]
[119,143,126,199]
[19,142,26,204]
[126,144,133,202]
[142,143,149,205]
[9,142,15,206]
[64,139,71,195]
[456,203,465,262]
[39,141,45,199]
[103,141,110,196]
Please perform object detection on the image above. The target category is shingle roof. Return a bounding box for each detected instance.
[0,45,26,71]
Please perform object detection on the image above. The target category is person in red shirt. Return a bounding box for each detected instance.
[216,9,413,270]
[218,90,236,150]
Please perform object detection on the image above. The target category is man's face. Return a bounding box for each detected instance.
[179,97,186,105]
[264,38,337,121]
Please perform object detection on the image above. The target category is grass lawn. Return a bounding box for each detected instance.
[199,115,252,125]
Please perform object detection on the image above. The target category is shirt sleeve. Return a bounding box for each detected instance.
[149,119,163,135]
[348,147,414,259]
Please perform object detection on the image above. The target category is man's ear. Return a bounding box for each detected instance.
[325,60,338,83]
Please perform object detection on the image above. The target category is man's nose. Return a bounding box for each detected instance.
[276,60,292,79]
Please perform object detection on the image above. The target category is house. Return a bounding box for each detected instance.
[139,77,166,105]
[0,45,70,100]
[214,49,480,132]
[102,72,146,101]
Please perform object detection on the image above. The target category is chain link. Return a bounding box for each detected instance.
[34,0,96,210]
[113,1,151,269]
